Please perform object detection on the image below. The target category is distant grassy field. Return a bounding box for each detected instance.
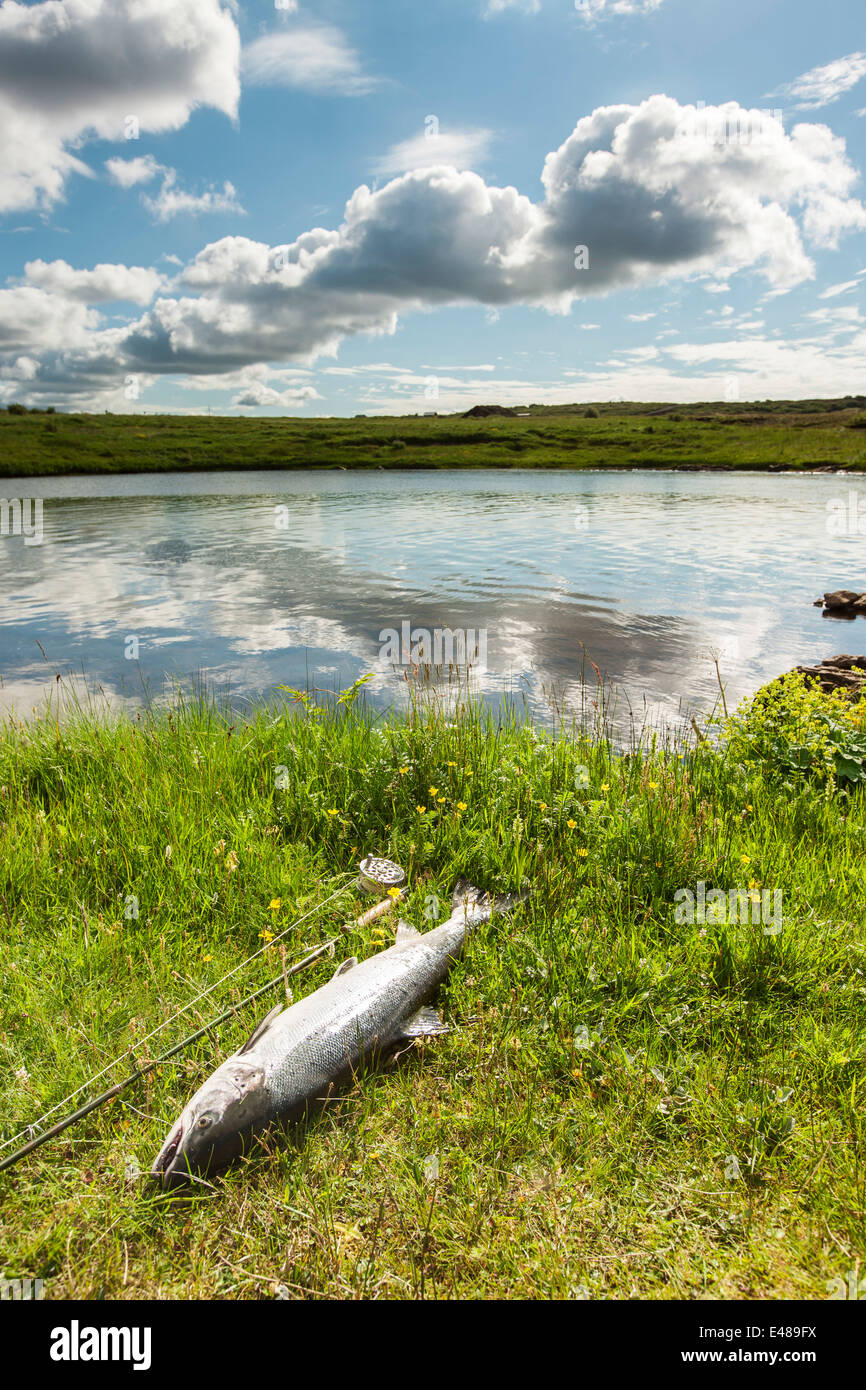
[0,681,863,1299]
[2,398,866,476]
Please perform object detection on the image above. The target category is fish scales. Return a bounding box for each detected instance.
[260,919,463,1099]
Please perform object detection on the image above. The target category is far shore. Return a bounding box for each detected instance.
[2,396,866,476]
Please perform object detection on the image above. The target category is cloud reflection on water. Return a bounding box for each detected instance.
[0,470,859,732]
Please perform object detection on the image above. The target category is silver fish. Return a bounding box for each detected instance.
[151,880,520,1185]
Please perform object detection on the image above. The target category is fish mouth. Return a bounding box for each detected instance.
[151,1122,187,1187]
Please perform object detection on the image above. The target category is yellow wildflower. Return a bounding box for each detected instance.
[269,897,282,912]
[456,801,467,811]
[567,819,577,830]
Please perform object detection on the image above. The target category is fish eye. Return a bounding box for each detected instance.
[197,1113,214,1130]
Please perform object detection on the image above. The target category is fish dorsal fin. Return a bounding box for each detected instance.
[400,1005,449,1039]
[332,956,359,979]
[396,921,421,944]
[237,1003,283,1055]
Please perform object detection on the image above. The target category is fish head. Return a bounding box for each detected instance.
[150,1059,269,1187]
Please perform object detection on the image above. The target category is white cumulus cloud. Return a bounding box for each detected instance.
[105,155,163,188]
[2,96,865,406]
[232,381,321,408]
[141,170,245,223]
[22,259,164,304]
[0,0,240,214]
[0,286,100,353]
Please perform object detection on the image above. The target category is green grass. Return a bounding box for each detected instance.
[3,398,866,475]
[0,686,863,1299]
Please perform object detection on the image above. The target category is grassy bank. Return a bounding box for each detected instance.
[2,398,866,476]
[0,684,864,1299]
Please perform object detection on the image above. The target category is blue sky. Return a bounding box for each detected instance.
[1,0,865,414]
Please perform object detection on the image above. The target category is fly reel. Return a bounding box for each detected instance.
[358,855,407,897]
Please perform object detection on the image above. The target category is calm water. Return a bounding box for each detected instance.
[0,469,863,729]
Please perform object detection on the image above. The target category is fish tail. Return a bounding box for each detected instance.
[451,878,528,926]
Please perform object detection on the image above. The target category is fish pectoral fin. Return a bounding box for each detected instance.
[400,1005,449,1039]
[236,1003,283,1055]
[332,956,359,978]
[396,920,421,943]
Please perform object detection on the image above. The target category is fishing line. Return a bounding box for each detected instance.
[0,880,354,1158]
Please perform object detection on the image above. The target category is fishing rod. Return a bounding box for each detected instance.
[0,880,354,1158]
[0,938,338,1176]
[0,857,409,1176]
